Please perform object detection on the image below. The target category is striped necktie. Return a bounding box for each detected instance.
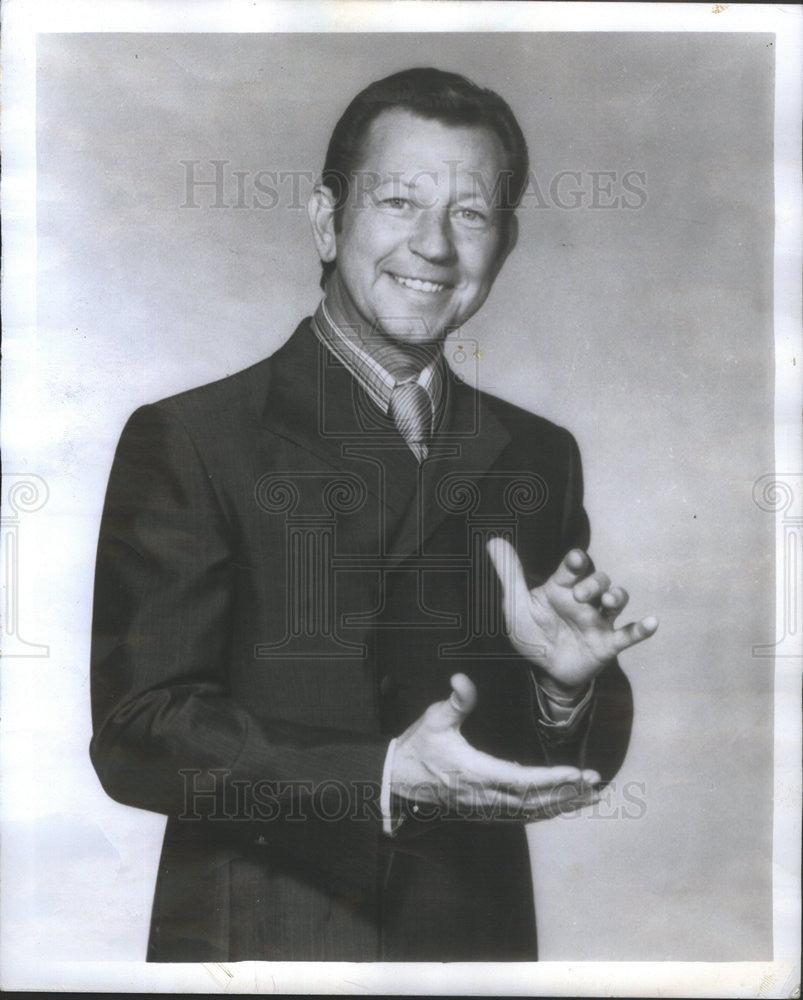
[389,378,432,462]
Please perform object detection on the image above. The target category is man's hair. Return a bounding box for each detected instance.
[318,67,530,287]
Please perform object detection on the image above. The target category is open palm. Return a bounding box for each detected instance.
[487,537,658,692]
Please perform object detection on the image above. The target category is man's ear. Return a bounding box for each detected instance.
[308,184,338,263]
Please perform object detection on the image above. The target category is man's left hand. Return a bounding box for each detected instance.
[486,538,658,694]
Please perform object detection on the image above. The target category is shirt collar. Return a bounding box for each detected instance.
[311,297,444,417]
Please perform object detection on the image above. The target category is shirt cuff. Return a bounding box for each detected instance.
[534,676,595,730]
[381,737,403,837]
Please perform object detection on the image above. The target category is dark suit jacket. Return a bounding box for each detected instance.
[90,318,633,962]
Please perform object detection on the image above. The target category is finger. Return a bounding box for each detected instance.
[486,537,530,611]
[422,673,478,732]
[452,787,551,820]
[610,615,659,655]
[550,548,592,588]
[601,585,629,617]
[449,786,602,822]
[448,672,478,715]
[521,777,601,816]
[466,747,599,792]
[572,570,611,605]
[521,771,600,797]
[398,770,600,819]
[447,771,600,811]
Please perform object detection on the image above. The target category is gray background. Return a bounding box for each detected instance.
[23,31,774,961]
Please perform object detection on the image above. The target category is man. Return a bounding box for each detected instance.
[90,67,657,962]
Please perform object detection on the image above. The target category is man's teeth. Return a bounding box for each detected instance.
[392,274,446,293]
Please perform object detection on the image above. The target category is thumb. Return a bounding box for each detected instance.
[428,673,477,730]
[486,536,530,611]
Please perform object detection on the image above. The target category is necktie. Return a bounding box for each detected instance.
[389,378,432,462]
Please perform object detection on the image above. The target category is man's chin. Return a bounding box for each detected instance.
[375,316,449,346]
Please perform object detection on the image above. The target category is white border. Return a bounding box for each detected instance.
[772,0,803,981]
[2,2,800,995]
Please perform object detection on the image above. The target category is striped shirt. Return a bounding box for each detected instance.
[310,298,445,425]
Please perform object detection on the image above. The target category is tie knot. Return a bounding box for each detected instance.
[389,379,432,461]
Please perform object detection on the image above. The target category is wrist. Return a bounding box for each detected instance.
[534,675,596,727]
[537,675,590,703]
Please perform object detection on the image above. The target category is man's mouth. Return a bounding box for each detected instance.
[390,273,449,294]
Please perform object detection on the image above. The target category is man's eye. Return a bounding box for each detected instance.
[455,207,487,226]
[381,197,409,210]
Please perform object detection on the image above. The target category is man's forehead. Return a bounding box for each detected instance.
[358,107,506,171]
[350,107,508,205]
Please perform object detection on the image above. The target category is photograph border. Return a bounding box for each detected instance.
[1,2,800,995]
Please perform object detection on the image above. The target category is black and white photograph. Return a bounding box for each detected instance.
[1,2,800,995]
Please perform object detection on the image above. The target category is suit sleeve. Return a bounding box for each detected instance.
[89,403,387,886]
[533,428,634,783]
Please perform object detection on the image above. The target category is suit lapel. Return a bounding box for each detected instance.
[258,320,513,565]
[260,321,413,505]
[382,370,513,567]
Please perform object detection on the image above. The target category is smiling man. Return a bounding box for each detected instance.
[311,106,515,345]
[90,68,657,963]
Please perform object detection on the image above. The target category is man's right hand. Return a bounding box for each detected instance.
[391,673,601,822]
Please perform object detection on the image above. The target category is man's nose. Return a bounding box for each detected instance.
[408,208,456,264]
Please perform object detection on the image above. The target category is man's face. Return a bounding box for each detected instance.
[316,108,516,345]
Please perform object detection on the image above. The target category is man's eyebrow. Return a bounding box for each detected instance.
[372,176,414,188]
[453,188,494,202]
[453,187,503,208]
[369,174,501,207]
